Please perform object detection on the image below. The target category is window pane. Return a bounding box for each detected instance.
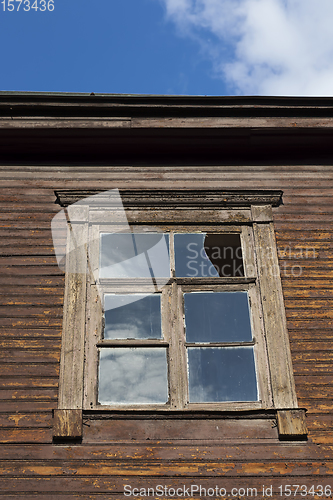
[187,347,258,402]
[174,233,244,277]
[104,294,162,339]
[175,233,218,277]
[100,233,170,278]
[98,348,168,404]
[184,292,252,343]
[204,233,244,277]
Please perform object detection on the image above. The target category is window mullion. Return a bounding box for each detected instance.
[167,282,188,409]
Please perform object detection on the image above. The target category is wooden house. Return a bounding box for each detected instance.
[0,92,332,499]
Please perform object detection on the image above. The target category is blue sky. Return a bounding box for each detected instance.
[1,0,333,96]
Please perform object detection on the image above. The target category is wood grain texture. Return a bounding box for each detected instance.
[253,221,298,409]
[58,218,88,410]
[277,410,308,439]
[53,409,83,440]
[0,98,332,497]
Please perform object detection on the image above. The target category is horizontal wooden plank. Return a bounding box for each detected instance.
[0,318,62,328]
[0,476,333,495]
[0,401,57,412]
[306,415,333,432]
[0,350,60,363]
[0,221,55,229]
[287,318,333,329]
[0,247,60,256]
[0,276,64,286]
[0,182,331,192]
[284,299,333,309]
[1,167,333,179]
[132,116,333,128]
[0,441,331,461]
[0,203,58,213]
[286,310,333,320]
[0,289,64,301]
[0,328,62,338]
[283,288,333,299]
[297,400,333,414]
[0,228,52,238]
[0,428,51,444]
[0,459,332,477]
[0,305,63,316]
[275,210,333,219]
[0,339,61,349]
[291,351,333,363]
[280,260,333,268]
[0,388,58,401]
[0,179,333,190]
[292,362,333,375]
[0,117,131,129]
[0,364,59,377]
[290,341,333,352]
[0,267,63,276]
[0,237,60,247]
[282,278,333,287]
[288,329,333,341]
[0,256,60,266]
[294,375,333,386]
[83,418,277,442]
[281,268,333,279]
[296,385,333,399]
[0,377,58,389]
[275,211,333,220]
[276,222,333,231]
[276,231,332,241]
[0,164,333,173]
[0,413,52,428]
[0,213,54,222]
[309,432,333,445]
[0,496,113,499]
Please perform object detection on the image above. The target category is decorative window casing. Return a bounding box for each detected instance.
[53,190,307,441]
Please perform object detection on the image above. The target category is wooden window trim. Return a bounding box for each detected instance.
[84,224,269,413]
[54,189,307,441]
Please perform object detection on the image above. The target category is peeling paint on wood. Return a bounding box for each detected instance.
[0,97,332,496]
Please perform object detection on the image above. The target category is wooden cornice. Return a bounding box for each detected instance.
[55,189,283,208]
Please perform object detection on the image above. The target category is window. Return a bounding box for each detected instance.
[53,189,307,440]
[85,226,269,411]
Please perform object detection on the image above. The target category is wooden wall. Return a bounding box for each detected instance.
[0,163,332,499]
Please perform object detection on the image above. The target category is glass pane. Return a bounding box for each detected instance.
[100,233,170,278]
[187,347,258,402]
[205,233,244,277]
[174,233,244,277]
[184,292,252,343]
[98,348,168,404]
[104,294,162,339]
[175,233,218,277]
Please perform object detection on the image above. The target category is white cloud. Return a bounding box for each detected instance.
[159,0,333,95]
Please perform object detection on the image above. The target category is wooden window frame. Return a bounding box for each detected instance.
[53,189,307,442]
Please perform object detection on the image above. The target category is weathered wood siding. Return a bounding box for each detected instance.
[0,161,332,498]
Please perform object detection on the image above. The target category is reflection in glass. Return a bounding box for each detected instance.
[100,233,170,278]
[175,233,218,278]
[174,233,244,278]
[98,348,168,404]
[187,347,258,402]
[184,292,252,343]
[104,294,162,339]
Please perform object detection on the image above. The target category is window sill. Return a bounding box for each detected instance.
[53,408,307,443]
